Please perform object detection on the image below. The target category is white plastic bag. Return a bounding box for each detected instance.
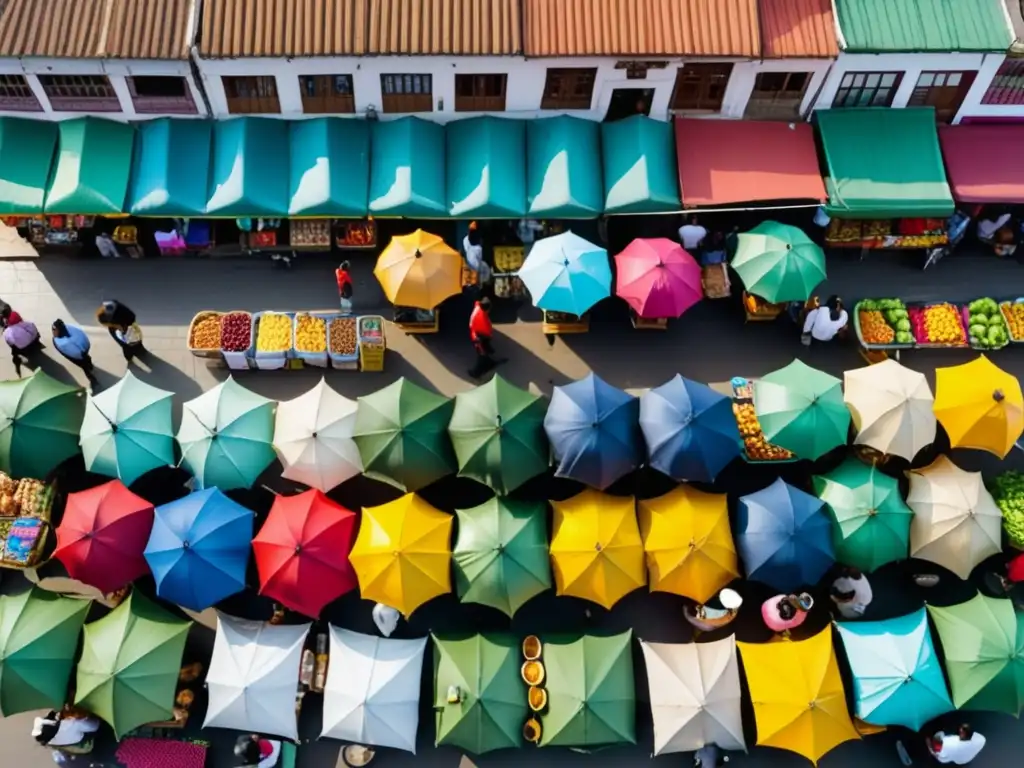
[372,603,400,637]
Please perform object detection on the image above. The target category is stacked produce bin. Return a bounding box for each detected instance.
[358,316,385,372]
[221,311,254,370]
[294,312,334,368]
[253,312,294,371]
[328,316,360,370]
[188,311,224,360]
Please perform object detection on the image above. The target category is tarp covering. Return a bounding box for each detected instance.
[45,117,135,215]
[127,118,211,216]
[939,124,1024,203]
[289,118,369,216]
[526,116,603,218]
[206,118,290,216]
[369,117,446,217]
[446,116,526,218]
[834,0,1012,53]
[0,117,57,215]
[600,115,680,214]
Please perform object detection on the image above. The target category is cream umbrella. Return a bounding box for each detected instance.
[273,378,363,492]
[844,360,936,460]
[907,456,1002,579]
[640,637,745,755]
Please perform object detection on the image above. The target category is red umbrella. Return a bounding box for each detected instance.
[614,238,702,318]
[252,489,358,617]
[54,480,154,594]
[1008,552,1024,583]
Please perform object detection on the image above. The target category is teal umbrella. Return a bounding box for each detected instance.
[0,370,85,478]
[754,360,850,460]
[79,371,174,485]
[732,221,826,303]
[177,377,276,491]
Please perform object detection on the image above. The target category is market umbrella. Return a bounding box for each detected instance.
[813,459,913,572]
[453,498,551,617]
[447,375,549,495]
[639,375,740,483]
[54,479,154,595]
[144,488,253,612]
[731,221,826,303]
[754,359,850,461]
[640,637,745,755]
[177,377,276,491]
[374,229,462,309]
[907,455,1002,579]
[928,594,1024,715]
[544,373,642,490]
[614,238,702,319]
[934,355,1024,458]
[0,369,85,479]
[549,489,645,610]
[273,378,362,493]
[518,230,612,315]
[0,587,90,716]
[252,490,357,618]
[322,629,426,751]
[738,627,858,765]
[353,377,455,492]
[540,632,635,748]
[203,613,311,741]
[638,485,738,603]
[433,633,526,754]
[350,493,452,616]
[74,591,191,738]
[736,477,834,592]
[836,609,953,730]
[844,360,936,460]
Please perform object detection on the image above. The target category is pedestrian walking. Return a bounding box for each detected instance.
[3,311,41,376]
[335,260,354,314]
[683,588,742,636]
[468,297,504,379]
[96,300,144,361]
[51,319,98,387]
[830,566,873,619]
[761,593,813,637]
[928,724,986,764]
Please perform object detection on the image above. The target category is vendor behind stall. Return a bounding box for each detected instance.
[977,211,1017,257]
[463,222,492,292]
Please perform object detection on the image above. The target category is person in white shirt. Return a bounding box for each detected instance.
[678,215,708,251]
[462,222,492,287]
[95,232,120,259]
[977,212,1010,242]
[32,710,100,748]
[929,724,986,764]
[802,295,848,343]
[830,566,873,619]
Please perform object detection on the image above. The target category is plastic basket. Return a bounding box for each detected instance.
[328,316,360,369]
[252,311,293,370]
[853,301,914,350]
[293,312,336,368]
[187,311,223,360]
[220,311,255,371]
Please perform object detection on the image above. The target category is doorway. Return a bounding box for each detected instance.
[604,88,653,121]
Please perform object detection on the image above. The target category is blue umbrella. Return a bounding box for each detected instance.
[736,478,834,591]
[639,375,741,483]
[544,373,641,489]
[836,609,953,730]
[144,488,253,611]
[518,231,611,315]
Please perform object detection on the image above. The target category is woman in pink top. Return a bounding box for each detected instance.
[762,593,813,636]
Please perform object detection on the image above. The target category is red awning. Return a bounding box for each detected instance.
[675,118,826,206]
[939,124,1024,203]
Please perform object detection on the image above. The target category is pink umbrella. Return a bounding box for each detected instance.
[614,238,702,318]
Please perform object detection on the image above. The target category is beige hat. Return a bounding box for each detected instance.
[719,588,743,610]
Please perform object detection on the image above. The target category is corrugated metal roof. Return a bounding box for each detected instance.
[835,0,1013,53]
[107,0,194,59]
[368,0,521,54]
[523,0,761,57]
[759,0,838,58]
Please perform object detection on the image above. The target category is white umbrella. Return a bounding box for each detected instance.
[907,455,1002,579]
[844,360,936,460]
[640,636,746,755]
[321,628,426,752]
[203,613,311,740]
[273,378,362,492]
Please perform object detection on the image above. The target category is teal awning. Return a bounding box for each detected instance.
[0,117,57,215]
[369,117,446,217]
[127,119,211,217]
[44,118,135,215]
[601,115,680,214]
[207,118,290,217]
[289,118,369,217]
[446,117,526,218]
[526,116,602,219]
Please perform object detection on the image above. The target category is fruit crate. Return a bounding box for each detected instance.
[964,302,1010,351]
[999,299,1024,343]
[328,316,360,370]
[187,311,224,360]
[730,377,797,464]
[906,303,969,349]
[252,311,294,371]
[293,311,336,368]
[220,311,255,371]
[853,301,914,350]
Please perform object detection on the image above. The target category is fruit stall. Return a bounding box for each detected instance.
[711,379,796,463]
[825,218,947,257]
[335,219,377,250]
[493,245,528,301]
[0,473,55,570]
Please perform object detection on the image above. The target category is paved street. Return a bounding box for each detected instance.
[1,246,1024,768]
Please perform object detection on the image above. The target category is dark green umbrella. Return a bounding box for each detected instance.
[732,221,826,303]
[453,498,551,617]
[448,375,549,494]
[353,378,455,491]
[0,369,85,478]
[0,587,90,716]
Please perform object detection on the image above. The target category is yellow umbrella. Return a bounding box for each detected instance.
[550,489,645,610]
[349,493,453,616]
[934,355,1023,458]
[738,627,859,766]
[373,229,462,310]
[638,485,738,603]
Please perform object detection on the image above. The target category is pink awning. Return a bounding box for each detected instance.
[939,124,1024,203]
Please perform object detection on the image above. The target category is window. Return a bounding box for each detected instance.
[831,71,902,108]
[670,63,733,111]
[982,59,1024,105]
[745,71,811,119]
[380,74,432,113]
[907,71,976,123]
[299,75,355,114]
[38,75,120,112]
[222,75,280,114]
[455,74,506,112]
[128,76,196,115]
[0,75,41,112]
[541,68,597,110]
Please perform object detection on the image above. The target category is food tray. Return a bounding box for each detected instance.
[252,311,294,370]
[730,378,797,464]
[328,316,360,369]
[294,311,337,368]
[999,299,1024,343]
[906,303,969,349]
[964,303,1010,351]
[220,311,254,371]
[187,311,223,360]
[853,301,914,350]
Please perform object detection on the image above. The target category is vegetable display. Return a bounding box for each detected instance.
[908,304,966,346]
[1000,300,1024,342]
[966,298,1009,350]
[991,470,1024,548]
[857,299,912,345]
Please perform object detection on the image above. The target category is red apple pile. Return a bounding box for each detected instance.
[221,312,252,352]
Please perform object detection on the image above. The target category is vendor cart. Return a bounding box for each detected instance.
[394,307,439,334]
[542,311,590,335]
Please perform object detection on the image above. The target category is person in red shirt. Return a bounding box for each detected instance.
[468,298,503,379]
[335,261,353,314]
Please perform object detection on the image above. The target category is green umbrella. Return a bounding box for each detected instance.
[0,369,85,478]
[813,460,912,572]
[448,375,549,494]
[453,498,551,617]
[0,587,90,716]
[353,378,455,491]
[540,631,636,748]
[754,360,850,460]
[79,371,174,486]
[75,591,190,737]
[433,633,526,754]
[732,221,826,303]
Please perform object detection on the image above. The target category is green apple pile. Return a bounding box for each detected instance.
[990,470,1024,548]
[967,298,1009,349]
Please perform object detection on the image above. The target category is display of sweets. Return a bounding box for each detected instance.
[330,318,358,356]
[3,517,44,565]
[295,314,328,353]
[256,313,292,352]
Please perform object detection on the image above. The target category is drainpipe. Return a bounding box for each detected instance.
[186,0,215,117]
